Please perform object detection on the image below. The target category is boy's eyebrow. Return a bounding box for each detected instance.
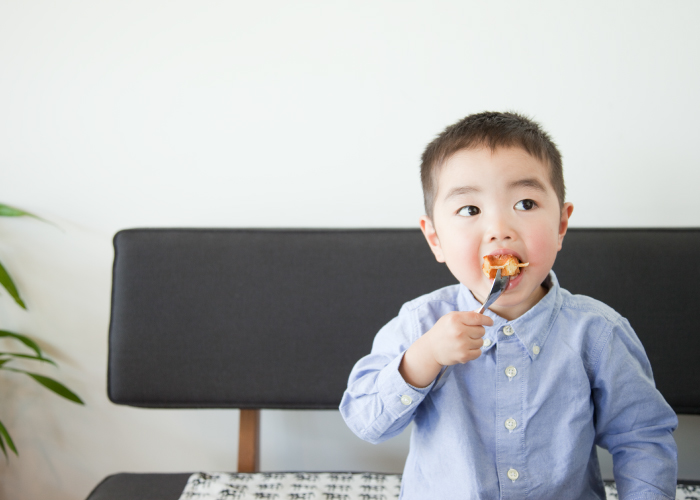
[444,186,480,200]
[509,178,548,193]
[443,178,548,201]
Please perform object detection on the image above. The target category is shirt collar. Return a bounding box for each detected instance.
[457,270,563,360]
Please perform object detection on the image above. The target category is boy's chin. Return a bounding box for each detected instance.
[469,272,540,310]
[495,280,547,314]
[493,293,527,309]
[474,270,525,300]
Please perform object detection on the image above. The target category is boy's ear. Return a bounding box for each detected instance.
[420,216,446,263]
[557,202,574,250]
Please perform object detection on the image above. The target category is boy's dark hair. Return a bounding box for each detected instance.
[420,111,565,219]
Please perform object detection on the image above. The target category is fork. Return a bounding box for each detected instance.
[431,269,509,390]
[476,268,510,314]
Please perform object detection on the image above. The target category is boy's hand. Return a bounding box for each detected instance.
[427,311,493,366]
[399,311,493,388]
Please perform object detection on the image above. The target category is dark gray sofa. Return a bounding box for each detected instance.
[86,228,700,499]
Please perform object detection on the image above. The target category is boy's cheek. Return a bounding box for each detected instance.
[444,255,488,297]
[525,237,560,276]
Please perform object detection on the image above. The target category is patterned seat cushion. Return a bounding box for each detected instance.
[178,472,700,500]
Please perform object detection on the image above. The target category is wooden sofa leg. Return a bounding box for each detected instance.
[238,409,260,472]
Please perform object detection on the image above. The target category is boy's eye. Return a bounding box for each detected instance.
[514,199,537,211]
[458,205,481,217]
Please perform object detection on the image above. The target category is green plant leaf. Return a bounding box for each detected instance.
[0,260,26,309]
[5,368,84,404]
[0,203,60,230]
[0,352,56,366]
[0,331,43,358]
[0,203,41,220]
[0,419,18,457]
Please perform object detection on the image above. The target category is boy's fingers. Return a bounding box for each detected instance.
[469,336,486,349]
[455,311,494,327]
[467,326,486,340]
[470,348,483,361]
[457,347,482,364]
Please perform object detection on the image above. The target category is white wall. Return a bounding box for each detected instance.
[1,1,699,499]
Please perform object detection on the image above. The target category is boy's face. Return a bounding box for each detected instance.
[420,146,574,320]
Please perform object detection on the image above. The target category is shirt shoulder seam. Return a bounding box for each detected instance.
[558,294,621,322]
[558,293,621,376]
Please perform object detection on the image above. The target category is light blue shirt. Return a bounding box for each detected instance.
[340,272,678,500]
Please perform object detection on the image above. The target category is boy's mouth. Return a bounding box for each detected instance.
[482,253,529,280]
[503,267,525,291]
[486,249,525,262]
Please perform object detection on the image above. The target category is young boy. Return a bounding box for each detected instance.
[340,112,678,499]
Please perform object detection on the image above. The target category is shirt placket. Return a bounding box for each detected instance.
[495,323,529,499]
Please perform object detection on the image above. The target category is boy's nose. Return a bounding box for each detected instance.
[484,215,515,243]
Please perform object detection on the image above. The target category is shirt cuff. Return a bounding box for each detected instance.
[375,350,434,418]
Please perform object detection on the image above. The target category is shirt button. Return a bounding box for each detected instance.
[503,325,514,336]
[533,345,540,355]
[505,418,517,431]
[507,468,519,481]
[505,366,517,380]
[400,395,412,406]
[482,338,492,347]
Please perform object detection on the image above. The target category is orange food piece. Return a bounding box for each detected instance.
[482,255,529,279]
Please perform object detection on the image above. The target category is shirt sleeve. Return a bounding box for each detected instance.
[339,305,434,444]
[592,316,678,500]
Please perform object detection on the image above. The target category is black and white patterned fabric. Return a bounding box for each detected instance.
[179,472,401,499]
[178,472,700,500]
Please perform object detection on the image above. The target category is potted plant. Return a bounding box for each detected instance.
[0,203,84,459]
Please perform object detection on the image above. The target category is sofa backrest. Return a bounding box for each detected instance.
[108,228,699,414]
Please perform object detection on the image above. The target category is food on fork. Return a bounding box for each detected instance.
[482,255,529,279]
